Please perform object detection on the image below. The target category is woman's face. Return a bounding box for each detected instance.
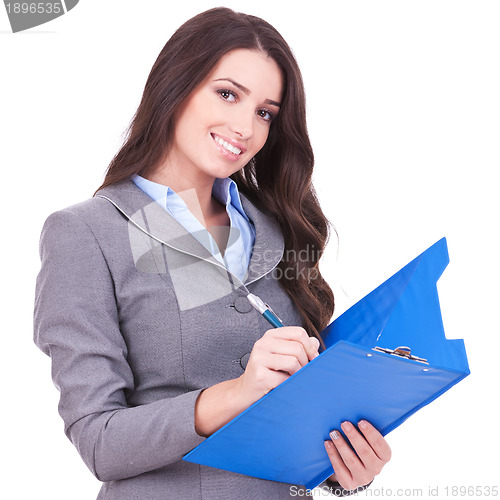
[167,48,283,182]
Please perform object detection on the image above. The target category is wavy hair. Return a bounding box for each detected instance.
[96,7,335,341]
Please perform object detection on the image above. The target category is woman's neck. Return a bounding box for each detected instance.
[144,166,227,230]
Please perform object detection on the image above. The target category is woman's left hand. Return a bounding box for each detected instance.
[324,420,392,491]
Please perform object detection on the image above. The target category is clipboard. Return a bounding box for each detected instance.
[183,237,470,489]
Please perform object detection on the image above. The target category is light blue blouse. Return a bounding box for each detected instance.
[132,174,255,282]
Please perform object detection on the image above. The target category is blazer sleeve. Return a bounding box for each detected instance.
[33,209,205,482]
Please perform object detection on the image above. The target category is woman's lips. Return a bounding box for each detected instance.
[211,133,246,160]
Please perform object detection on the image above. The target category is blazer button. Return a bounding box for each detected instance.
[233,296,253,313]
[239,353,250,369]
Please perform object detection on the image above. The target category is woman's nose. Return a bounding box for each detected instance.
[229,111,254,140]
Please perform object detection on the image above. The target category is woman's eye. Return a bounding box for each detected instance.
[257,109,274,122]
[217,89,237,102]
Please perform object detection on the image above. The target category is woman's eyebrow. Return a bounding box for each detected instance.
[213,77,281,108]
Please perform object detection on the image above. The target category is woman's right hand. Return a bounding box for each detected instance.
[234,326,320,408]
[195,326,319,437]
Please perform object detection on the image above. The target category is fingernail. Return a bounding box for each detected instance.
[324,440,333,449]
[330,430,340,441]
[341,421,352,432]
[359,420,368,429]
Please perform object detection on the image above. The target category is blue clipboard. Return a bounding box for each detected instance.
[183,238,470,490]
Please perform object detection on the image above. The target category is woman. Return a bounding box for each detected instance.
[34,7,391,499]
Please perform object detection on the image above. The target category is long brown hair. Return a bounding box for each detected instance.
[96,7,335,341]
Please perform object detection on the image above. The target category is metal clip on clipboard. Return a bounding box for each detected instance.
[372,345,429,364]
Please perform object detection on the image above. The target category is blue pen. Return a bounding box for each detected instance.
[246,293,285,328]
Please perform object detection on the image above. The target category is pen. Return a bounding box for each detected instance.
[246,293,285,328]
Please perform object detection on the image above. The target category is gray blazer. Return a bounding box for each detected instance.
[34,179,310,499]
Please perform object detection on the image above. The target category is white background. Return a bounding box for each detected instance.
[1,1,499,498]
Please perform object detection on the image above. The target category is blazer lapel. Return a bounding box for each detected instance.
[96,180,222,267]
[239,194,284,286]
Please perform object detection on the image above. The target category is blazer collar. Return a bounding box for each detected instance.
[95,179,284,286]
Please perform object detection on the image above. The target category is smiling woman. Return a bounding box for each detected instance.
[33,7,390,500]
[145,48,283,254]
[155,49,282,185]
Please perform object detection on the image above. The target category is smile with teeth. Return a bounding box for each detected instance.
[212,134,242,155]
